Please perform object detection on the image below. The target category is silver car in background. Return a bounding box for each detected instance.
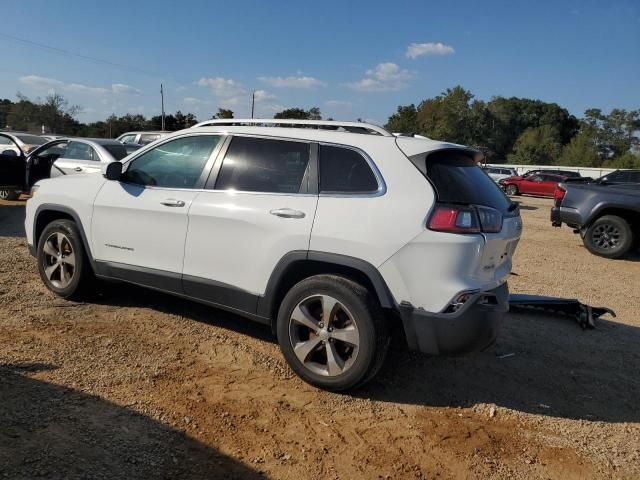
[49,138,128,178]
[483,166,519,183]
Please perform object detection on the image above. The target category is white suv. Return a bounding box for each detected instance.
[25,119,522,390]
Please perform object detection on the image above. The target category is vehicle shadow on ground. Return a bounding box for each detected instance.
[0,201,26,238]
[513,200,538,211]
[0,362,264,479]
[360,311,640,424]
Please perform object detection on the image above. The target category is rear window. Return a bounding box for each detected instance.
[319,145,378,193]
[411,150,512,212]
[104,144,128,160]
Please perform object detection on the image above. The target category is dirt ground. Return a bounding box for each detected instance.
[1,194,639,479]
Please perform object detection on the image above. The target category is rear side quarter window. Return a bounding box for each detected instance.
[319,145,378,194]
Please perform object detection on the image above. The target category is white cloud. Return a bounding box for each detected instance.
[253,89,275,102]
[19,75,141,96]
[406,42,454,59]
[111,83,141,95]
[258,75,326,89]
[347,63,415,92]
[325,100,352,108]
[196,77,245,98]
[66,83,109,95]
[19,75,64,89]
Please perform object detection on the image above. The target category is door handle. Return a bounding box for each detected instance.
[270,208,305,219]
[74,167,83,172]
[161,199,186,207]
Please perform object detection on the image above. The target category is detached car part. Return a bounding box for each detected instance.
[509,294,615,329]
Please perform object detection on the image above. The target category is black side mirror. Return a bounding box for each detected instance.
[103,161,123,181]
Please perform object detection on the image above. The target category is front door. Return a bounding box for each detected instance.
[91,133,224,291]
[182,135,317,311]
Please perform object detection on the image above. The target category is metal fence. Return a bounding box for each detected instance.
[485,164,618,178]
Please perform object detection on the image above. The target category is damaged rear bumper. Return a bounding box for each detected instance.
[399,283,509,355]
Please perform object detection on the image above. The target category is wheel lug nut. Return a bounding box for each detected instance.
[319,323,324,328]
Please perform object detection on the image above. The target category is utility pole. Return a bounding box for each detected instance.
[251,91,255,119]
[160,83,165,130]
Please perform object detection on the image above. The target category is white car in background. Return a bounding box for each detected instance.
[48,138,129,178]
[483,166,518,183]
[116,131,171,145]
[25,119,521,391]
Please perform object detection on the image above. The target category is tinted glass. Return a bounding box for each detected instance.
[603,171,627,182]
[628,171,640,183]
[139,134,161,145]
[126,135,219,188]
[418,151,512,212]
[64,142,94,161]
[15,134,47,145]
[214,136,309,193]
[37,142,68,157]
[119,134,136,144]
[319,145,378,193]
[104,144,128,160]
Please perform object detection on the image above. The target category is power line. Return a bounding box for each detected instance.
[0,32,161,78]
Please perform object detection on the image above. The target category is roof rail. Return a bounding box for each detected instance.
[192,118,392,137]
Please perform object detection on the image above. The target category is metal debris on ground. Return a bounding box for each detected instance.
[508,294,616,329]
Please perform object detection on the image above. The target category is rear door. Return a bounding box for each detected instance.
[52,141,103,177]
[0,134,26,188]
[521,175,543,195]
[182,135,317,310]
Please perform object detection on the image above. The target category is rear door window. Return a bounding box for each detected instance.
[213,136,310,193]
[319,145,378,193]
[412,150,512,213]
[139,134,161,145]
[65,142,96,161]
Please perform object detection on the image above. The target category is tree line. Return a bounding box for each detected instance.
[386,86,639,168]
[1,88,638,168]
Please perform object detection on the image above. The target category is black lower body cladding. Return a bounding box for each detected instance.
[399,283,509,355]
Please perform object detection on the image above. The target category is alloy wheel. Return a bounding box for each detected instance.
[42,232,76,288]
[591,223,621,250]
[288,294,360,377]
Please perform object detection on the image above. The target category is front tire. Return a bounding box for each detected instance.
[277,275,389,391]
[505,184,519,196]
[37,219,93,299]
[583,215,634,259]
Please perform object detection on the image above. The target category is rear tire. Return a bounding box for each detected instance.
[0,189,18,201]
[583,215,634,259]
[37,220,93,300]
[505,184,519,196]
[277,275,389,391]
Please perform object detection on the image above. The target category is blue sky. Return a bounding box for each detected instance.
[1,0,638,124]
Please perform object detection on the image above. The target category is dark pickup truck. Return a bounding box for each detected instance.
[551,182,640,258]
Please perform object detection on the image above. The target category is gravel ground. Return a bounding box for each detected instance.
[0,195,639,479]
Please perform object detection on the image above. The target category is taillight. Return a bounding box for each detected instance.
[553,186,566,206]
[428,204,503,234]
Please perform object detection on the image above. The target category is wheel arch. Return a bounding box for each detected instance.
[585,206,640,232]
[33,204,95,267]
[258,251,397,332]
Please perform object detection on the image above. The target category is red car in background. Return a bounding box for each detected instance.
[499,173,567,197]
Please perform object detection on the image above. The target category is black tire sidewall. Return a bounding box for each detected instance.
[276,275,382,391]
[37,220,87,298]
[584,215,634,259]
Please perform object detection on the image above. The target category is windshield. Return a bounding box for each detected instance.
[15,134,47,145]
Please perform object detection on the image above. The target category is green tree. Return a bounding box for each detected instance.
[416,86,477,145]
[214,108,234,119]
[273,107,321,120]
[559,130,599,167]
[385,104,418,133]
[174,111,198,129]
[583,108,640,161]
[507,125,562,165]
